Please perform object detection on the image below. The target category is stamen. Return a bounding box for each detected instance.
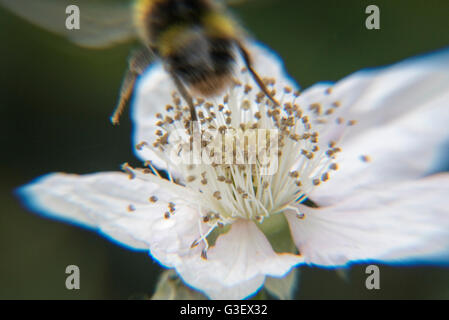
[135,71,351,227]
[121,163,135,179]
[360,155,371,162]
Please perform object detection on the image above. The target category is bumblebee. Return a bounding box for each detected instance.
[0,0,279,122]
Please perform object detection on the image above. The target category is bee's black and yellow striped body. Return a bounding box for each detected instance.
[135,0,240,97]
[0,0,279,123]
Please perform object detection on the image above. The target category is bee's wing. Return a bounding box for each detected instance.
[0,0,136,48]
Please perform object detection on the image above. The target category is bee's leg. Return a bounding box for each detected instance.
[236,42,280,107]
[110,69,136,125]
[111,48,154,125]
[168,70,198,121]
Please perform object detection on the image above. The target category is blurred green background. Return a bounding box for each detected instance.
[1,0,449,299]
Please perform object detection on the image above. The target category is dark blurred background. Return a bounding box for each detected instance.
[1,0,449,299]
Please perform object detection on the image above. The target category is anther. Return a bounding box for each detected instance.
[289,171,300,178]
[360,155,371,162]
[195,98,205,106]
[190,239,200,248]
[121,163,135,179]
[201,249,208,260]
[136,141,148,150]
[296,213,305,219]
[329,163,338,170]
[241,100,251,110]
[309,103,322,115]
[332,101,341,108]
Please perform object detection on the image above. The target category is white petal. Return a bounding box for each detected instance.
[17,172,200,253]
[174,219,303,299]
[131,41,297,171]
[302,49,449,205]
[198,276,266,300]
[245,41,298,89]
[131,63,175,171]
[286,173,449,266]
[19,173,302,299]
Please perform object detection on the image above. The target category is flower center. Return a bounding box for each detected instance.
[136,68,346,227]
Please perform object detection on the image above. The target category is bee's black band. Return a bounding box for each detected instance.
[147,0,210,40]
[168,37,235,85]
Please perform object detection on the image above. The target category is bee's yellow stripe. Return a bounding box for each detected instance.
[158,24,194,57]
[134,0,159,16]
[133,0,153,21]
[133,0,161,38]
[134,0,237,55]
[158,11,237,56]
[202,12,236,38]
